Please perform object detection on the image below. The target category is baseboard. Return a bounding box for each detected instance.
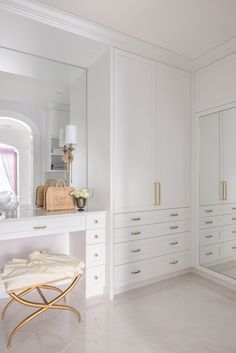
[192,266,236,292]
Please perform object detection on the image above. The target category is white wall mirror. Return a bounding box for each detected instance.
[0,46,87,207]
[199,106,236,280]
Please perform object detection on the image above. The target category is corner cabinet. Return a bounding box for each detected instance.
[112,49,191,295]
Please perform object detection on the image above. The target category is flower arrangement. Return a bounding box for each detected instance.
[70,188,90,199]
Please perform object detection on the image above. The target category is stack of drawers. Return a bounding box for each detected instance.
[85,214,106,297]
[113,208,190,292]
[200,204,236,265]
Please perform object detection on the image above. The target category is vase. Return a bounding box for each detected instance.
[75,197,86,211]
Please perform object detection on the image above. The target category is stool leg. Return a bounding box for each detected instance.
[1,287,36,319]
[36,288,48,304]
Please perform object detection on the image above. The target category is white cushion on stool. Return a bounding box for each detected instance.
[1,251,85,292]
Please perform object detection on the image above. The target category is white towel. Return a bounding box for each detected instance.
[1,250,85,292]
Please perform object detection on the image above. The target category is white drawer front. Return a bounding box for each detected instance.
[200,228,221,246]
[222,241,236,259]
[86,214,105,229]
[86,243,105,267]
[222,225,236,242]
[156,233,190,256]
[86,265,105,287]
[114,208,190,228]
[114,238,156,266]
[114,258,156,288]
[114,221,190,243]
[223,203,236,215]
[86,229,105,245]
[156,251,191,276]
[200,245,221,264]
[200,216,221,229]
[222,214,236,226]
[200,205,222,218]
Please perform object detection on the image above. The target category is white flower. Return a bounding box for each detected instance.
[70,188,90,199]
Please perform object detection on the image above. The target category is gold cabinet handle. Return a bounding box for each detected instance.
[131,248,141,253]
[232,230,236,234]
[205,221,213,224]
[94,253,99,257]
[131,217,141,221]
[232,218,236,221]
[170,213,178,217]
[232,207,236,210]
[205,252,213,256]
[220,181,224,200]
[205,209,213,213]
[232,247,236,249]
[131,231,141,235]
[169,225,178,230]
[170,260,178,265]
[94,234,99,239]
[131,270,141,275]
[154,182,160,206]
[94,220,99,224]
[94,275,99,280]
[205,235,213,239]
[169,241,178,245]
[33,225,47,230]
[224,181,227,200]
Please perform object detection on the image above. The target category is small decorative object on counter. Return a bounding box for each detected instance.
[70,188,90,211]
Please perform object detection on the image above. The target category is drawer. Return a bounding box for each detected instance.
[114,208,190,228]
[114,220,190,243]
[222,214,236,226]
[86,229,105,245]
[200,205,222,218]
[200,245,221,265]
[86,265,105,287]
[114,258,156,288]
[223,203,236,215]
[86,243,105,267]
[86,214,106,229]
[0,214,85,235]
[222,225,236,242]
[200,228,221,246]
[156,233,190,256]
[156,251,191,276]
[200,216,221,229]
[114,238,156,265]
[222,241,236,259]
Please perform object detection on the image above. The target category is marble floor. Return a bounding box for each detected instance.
[0,273,236,353]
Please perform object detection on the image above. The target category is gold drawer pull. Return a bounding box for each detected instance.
[205,235,213,239]
[170,260,178,265]
[232,247,236,249]
[131,248,141,253]
[232,207,236,210]
[170,213,178,217]
[94,235,99,239]
[232,230,236,234]
[205,252,213,256]
[131,270,141,275]
[94,220,99,224]
[205,209,213,213]
[169,226,178,230]
[131,231,141,235]
[205,221,213,224]
[131,217,141,221]
[33,225,47,230]
[94,253,99,257]
[94,275,99,280]
[169,241,178,245]
[232,218,236,221]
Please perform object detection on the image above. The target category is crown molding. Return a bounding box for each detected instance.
[0,0,193,71]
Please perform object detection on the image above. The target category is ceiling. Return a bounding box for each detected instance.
[37,0,236,59]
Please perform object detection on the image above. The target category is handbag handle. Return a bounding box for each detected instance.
[45,179,57,187]
[56,180,66,188]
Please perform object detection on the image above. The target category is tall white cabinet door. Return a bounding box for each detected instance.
[222,107,236,203]
[155,64,190,209]
[114,50,156,213]
[199,113,221,205]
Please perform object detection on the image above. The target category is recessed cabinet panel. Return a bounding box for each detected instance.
[113,50,156,213]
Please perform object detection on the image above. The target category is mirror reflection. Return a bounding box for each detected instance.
[0,47,86,208]
[199,107,236,280]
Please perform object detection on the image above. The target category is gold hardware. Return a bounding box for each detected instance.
[232,218,236,221]
[33,225,47,230]
[220,181,224,200]
[94,276,99,280]
[94,220,98,223]
[205,209,213,213]
[131,217,141,221]
[224,181,227,200]
[94,235,98,239]
[205,252,213,256]
[232,230,236,233]
[169,226,178,230]
[154,182,161,206]
[131,270,141,275]
[131,231,141,235]
[169,241,178,245]
[170,261,178,265]
[94,253,99,257]
[205,221,213,224]
[131,249,141,253]
[232,247,236,250]
[170,213,178,217]
[232,207,236,210]
[205,235,213,239]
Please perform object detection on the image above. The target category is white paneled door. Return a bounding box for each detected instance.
[155,64,190,209]
[114,50,156,213]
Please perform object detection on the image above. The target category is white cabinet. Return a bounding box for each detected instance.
[113,50,156,213]
[155,64,190,208]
